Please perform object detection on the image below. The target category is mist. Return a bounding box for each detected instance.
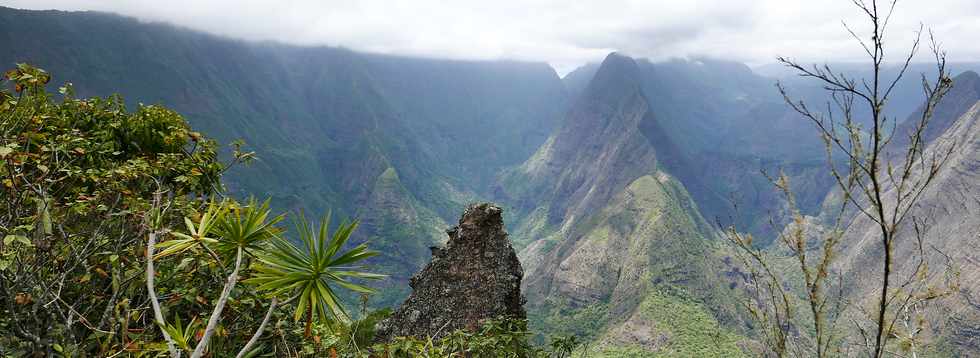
[6,0,980,74]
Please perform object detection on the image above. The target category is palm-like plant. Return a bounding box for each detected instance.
[189,199,284,358]
[246,213,384,336]
[150,198,286,358]
[154,200,225,259]
[159,315,202,353]
[213,198,285,255]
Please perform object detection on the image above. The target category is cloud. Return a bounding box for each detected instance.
[4,0,979,74]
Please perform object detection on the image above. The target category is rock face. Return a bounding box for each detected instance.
[497,53,746,356]
[836,100,980,354]
[374,203,526,341]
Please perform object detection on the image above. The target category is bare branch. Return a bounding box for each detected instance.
[146,190,181,358]
[190,246,244,358]
[236,297,279,358]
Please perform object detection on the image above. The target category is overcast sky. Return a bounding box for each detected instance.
[5,0,979,75]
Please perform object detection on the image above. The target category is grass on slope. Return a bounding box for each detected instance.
[584,287,747,357]
[526,173,749,356]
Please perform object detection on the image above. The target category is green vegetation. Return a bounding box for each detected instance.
[0,64,577,357]
[0,63,376,356]
[531,286,748,358]
[0,5,570,310]
[519,173,750,356]
[600,288,745,357]
[11,5,966,355]
[0,63,230,355]
[530,300,611,344]
[372,319,578,358]
[247,212,383,331]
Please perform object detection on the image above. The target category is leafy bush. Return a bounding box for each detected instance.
[300,317,578,358]
[0,64,385,357]
[0,63,227,356]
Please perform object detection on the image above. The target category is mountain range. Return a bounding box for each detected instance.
[4,6,979,355]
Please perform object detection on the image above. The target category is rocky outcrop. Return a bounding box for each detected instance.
[374,203,525,341]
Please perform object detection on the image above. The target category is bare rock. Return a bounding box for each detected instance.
[374,202,526,341]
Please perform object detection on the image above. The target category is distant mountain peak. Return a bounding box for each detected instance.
[957,69,980,79]
[890,69,980,152]
[593,52,640,80]
[584,52,643,101]
[954,70,980,92]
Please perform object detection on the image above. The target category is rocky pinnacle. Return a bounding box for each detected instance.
[374,202,526,341]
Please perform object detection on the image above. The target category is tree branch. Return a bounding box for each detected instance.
[236,296,279,358]
[190,246,243,358]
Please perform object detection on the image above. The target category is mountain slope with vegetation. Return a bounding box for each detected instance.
[0,62,581,358]
[6,5,980,356]
[501,53,747,355]
[555,55,840,243]
[0,6,565,307]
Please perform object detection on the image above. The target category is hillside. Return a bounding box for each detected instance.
[501,53,747,355]
[553,56,840,243]
[832,81,980,354]
[7,6,980,354]
[0,6,566,307]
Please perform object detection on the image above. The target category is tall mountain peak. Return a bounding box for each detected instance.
[498,51,659,229]
[496,48,745,354]
[585,52,643,101]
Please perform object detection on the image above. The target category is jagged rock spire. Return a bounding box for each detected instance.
[374,203,525,341]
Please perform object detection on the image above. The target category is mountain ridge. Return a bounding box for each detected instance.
[0,5,565,307]
[502,53,747,356]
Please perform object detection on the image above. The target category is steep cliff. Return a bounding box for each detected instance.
[501,53,747,356]
[836,100,980,354]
